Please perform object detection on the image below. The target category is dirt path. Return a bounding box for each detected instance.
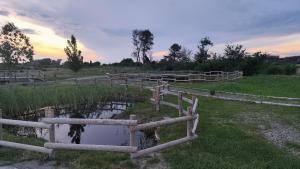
[237,112,300,156]
[134,153,170,169]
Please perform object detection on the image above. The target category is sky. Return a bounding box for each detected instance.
[0,0,300,63]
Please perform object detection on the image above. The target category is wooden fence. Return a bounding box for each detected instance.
[107,71,242,85]
[0,70,45,83]
[0,88,199,158]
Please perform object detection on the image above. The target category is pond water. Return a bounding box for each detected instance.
[10,102,157,150]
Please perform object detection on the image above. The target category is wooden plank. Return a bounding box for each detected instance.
[45,107,55,143]
[45,143,137,153]
[42,118,137,126]
[182,97,193,104]
[129,115,136,158]
[132,135,197,158]
[178,91,183,116]
[134,116,194,130]
[192,114,199,134]
[162,90,178,96]
[160,101,179,109]
[187,108,193,137]
[0,140,52,154]
[192,98,198,113]
[0,119,50,129]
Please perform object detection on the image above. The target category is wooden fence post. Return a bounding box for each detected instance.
[0,109,2,140]
[139,79,143,92]
[187,107,193,138]
[155,86,160,112]
[129,114,136,158]
[45,107,55,143]
[125,78,128,89]
[192,96,196,112]
[178,92,183,116]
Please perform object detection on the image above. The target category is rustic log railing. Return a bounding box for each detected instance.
[0,70,45,83]
[0,85,200,158]
[106,71,243,87]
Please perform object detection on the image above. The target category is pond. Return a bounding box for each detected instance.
[8,102,157,150]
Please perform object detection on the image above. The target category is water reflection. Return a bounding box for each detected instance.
[10,102,157,149]
[67,111,86,144]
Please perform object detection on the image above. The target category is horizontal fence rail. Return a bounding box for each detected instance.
[107,71,243,86]
[134,116,195,130]
[41,118,137,126]
[0,140,52,154]
[132,135,198,158]
[0,119,50,129]
[45,143,137,153]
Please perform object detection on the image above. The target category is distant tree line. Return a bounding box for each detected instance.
[123,30,297,75]
[0,22,297,75]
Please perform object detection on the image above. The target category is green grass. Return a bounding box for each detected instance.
[0,84,143,116]
[176,75,300,98]
[1,80,300,168]
[42,67,142,80]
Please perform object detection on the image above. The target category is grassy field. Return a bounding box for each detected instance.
[41,67,142,80]
[176,75,300,98]
[0,75,300,168]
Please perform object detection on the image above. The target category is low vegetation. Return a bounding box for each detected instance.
[176,75,300,98]
[0,84,143,117]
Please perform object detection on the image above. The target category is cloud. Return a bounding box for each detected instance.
[21,28,37,34]
[152,51,168,60]
[0,0,300,63]
[0,10,9,16]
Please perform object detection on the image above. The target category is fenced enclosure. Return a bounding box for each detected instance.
[0,86,200,158]
[106,71,243,86]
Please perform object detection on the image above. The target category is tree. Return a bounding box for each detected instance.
[139,30,154,64]
[194,37,213,63]
[119,58,135,66]
[0,22,34,68]
[164,43,181,62]
[131,29,154,64]
[179,47,192,63]
[164,44,192,62]
[224,44,247,61]
[131,30,141,63]
[64,35,83,72]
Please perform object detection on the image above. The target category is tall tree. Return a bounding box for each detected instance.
[131,29,154,64]
[131,30,141,63]
[0,22,34,68]
[164,43,182,62]
[194,37,213,63]
[64,35,83,72]
[139,30,154,64]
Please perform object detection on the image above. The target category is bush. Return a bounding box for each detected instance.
[264,64,284,75]
[283,64,296,75]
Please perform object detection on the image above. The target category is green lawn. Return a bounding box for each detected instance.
[0,81,300,168]
[176,75,300,98]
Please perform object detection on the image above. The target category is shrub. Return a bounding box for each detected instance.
[283,64,296,75]
[265,64,284,75]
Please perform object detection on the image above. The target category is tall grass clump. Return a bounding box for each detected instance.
[0,84,142,117]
